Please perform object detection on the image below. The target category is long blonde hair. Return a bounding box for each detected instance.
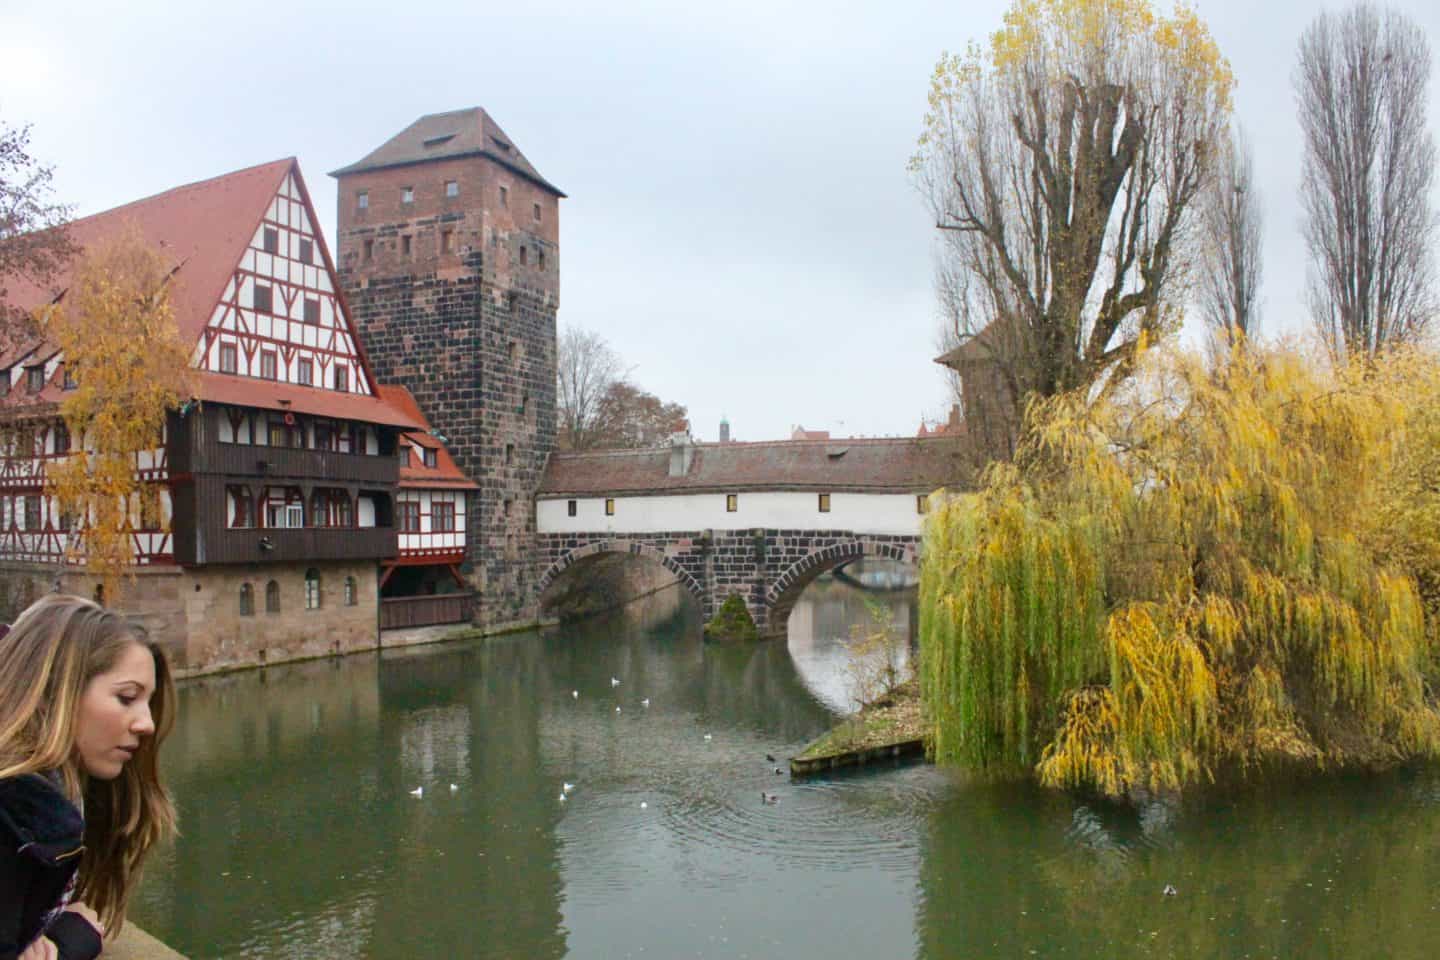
[0,593,177,933]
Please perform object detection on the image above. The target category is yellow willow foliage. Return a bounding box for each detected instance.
[42,229,193,602]
[922,340,1440,797]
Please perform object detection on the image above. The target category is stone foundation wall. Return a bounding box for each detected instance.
[1,560,380,677]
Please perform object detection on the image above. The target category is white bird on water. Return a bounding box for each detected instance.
[703,734,713,741]
[640,801,648,809]
[641,698,650,708]
[558,792,567,803]
[611,677,621,687]
[449,783,459,793]
[563,782,575,794]
[572,690,579,699]
[616,705,622,713]
[409,786,423,798]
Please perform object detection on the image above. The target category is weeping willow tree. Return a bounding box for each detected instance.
[920,342,1440,797]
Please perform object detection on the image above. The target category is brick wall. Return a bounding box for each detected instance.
[337,152,559,629]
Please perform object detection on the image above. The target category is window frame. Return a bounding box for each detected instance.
[357,190,369,210]
[567,500,577,517]
[219,342,238,374]
[296,357,313,386]
[605,498,615,517]
[433,501,455,533]
[818,493,831,513]
[239,582,255,617]
[260,350,278,381]
[726,494,738,513]
[265,580,281,614]
[398,500,422,533]
[333,365,349,392]
[253,284,273,315]
[305,568,322,610]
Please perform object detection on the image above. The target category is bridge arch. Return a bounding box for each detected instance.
[764,537,919,633]
[537,539,707,615]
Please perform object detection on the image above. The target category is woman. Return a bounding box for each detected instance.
[0,595,176,960]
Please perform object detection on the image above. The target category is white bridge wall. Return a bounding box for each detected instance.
[537,491,926,537]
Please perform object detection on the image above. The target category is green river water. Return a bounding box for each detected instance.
[132,580,1440,959]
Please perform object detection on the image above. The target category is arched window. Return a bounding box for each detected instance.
[344,576,357,607]
[265,580,280,613]
[305,568,322,610]
[239,582,254,616]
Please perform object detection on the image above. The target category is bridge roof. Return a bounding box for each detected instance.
[538,437,971,498]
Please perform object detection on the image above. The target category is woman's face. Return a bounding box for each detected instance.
[74,641,158,780]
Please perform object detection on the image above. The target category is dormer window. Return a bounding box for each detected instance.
[423,447,437,468]
[26,367,44,393]
[399,447,411,468]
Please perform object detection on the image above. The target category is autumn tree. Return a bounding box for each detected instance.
[1198,127,1263,355]
[914,0,1234,428]
[1296,4,1437,360]
[921,341,1440,799]
[43,231,194,601]
[556,324,624,451]
[590,381,689,449]
[0,121,74,343]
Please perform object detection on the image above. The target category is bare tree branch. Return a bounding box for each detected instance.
[1296,3,1437,360]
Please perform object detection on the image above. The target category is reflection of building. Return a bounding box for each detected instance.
[0,159,476,672]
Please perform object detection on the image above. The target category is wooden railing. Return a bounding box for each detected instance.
[380,592,474,631]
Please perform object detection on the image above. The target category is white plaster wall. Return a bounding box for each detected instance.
[537,491,927,536]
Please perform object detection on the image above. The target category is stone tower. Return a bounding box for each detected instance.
[331,108,563,628]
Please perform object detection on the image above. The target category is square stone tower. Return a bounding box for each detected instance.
[331,108,563,628]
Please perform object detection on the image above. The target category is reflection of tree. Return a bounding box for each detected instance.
[918,771,1440,958]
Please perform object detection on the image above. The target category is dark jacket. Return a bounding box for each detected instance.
[0,774,102,960]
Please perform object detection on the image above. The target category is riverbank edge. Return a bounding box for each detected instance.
[791,680,928,776]
[170,615,540,681]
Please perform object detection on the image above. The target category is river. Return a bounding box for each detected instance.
[133,575,1440,959]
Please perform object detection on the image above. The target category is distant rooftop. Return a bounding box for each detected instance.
[329,107,566,197]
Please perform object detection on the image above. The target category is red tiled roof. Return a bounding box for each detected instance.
[538,437,972,498]
[5,159,295,350]
[194,371,423,430]
[377,384,478,489]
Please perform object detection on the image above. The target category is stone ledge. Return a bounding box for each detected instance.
[108,924,187,960]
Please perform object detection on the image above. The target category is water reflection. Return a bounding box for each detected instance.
[134,576,1440,959]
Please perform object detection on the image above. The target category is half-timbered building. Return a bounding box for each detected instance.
[377,385,478,631]
[0,158,447,674]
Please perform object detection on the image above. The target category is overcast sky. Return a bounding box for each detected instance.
[3,0,1439,442]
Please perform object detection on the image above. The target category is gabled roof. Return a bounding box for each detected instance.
[538,437,971,498]
[329,107,565,197]
[4,159,295,349]
[378,385,479,490]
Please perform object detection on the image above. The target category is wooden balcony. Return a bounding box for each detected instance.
[380,593,474,630]
[167,408,398,485]
[178,523,398,566]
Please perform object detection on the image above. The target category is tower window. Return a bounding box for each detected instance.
[401,186,414,204]
[441,229,454,253]
[499,185,508,207]
[263,228,278,253]
[357,191,369,210]
[445,180,459,197]
[519,246,527,266]
[567,500,576,517]
[726,494,738,512]
[533,202,541,222]
[818,493,831,513]
[363,238,374,261]
[401,235,412,257]
[505,443,515,465]
[605,498,615,517]
[917,494,930,515]
[538,250,545,270]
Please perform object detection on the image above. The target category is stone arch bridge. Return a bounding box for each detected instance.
[535,435,967,635]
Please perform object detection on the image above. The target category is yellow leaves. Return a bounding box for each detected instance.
[924,338,1440,798]
[40,227,193,602]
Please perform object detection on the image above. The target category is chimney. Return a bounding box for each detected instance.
[719,416,730,444]
[668,432,695,477]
